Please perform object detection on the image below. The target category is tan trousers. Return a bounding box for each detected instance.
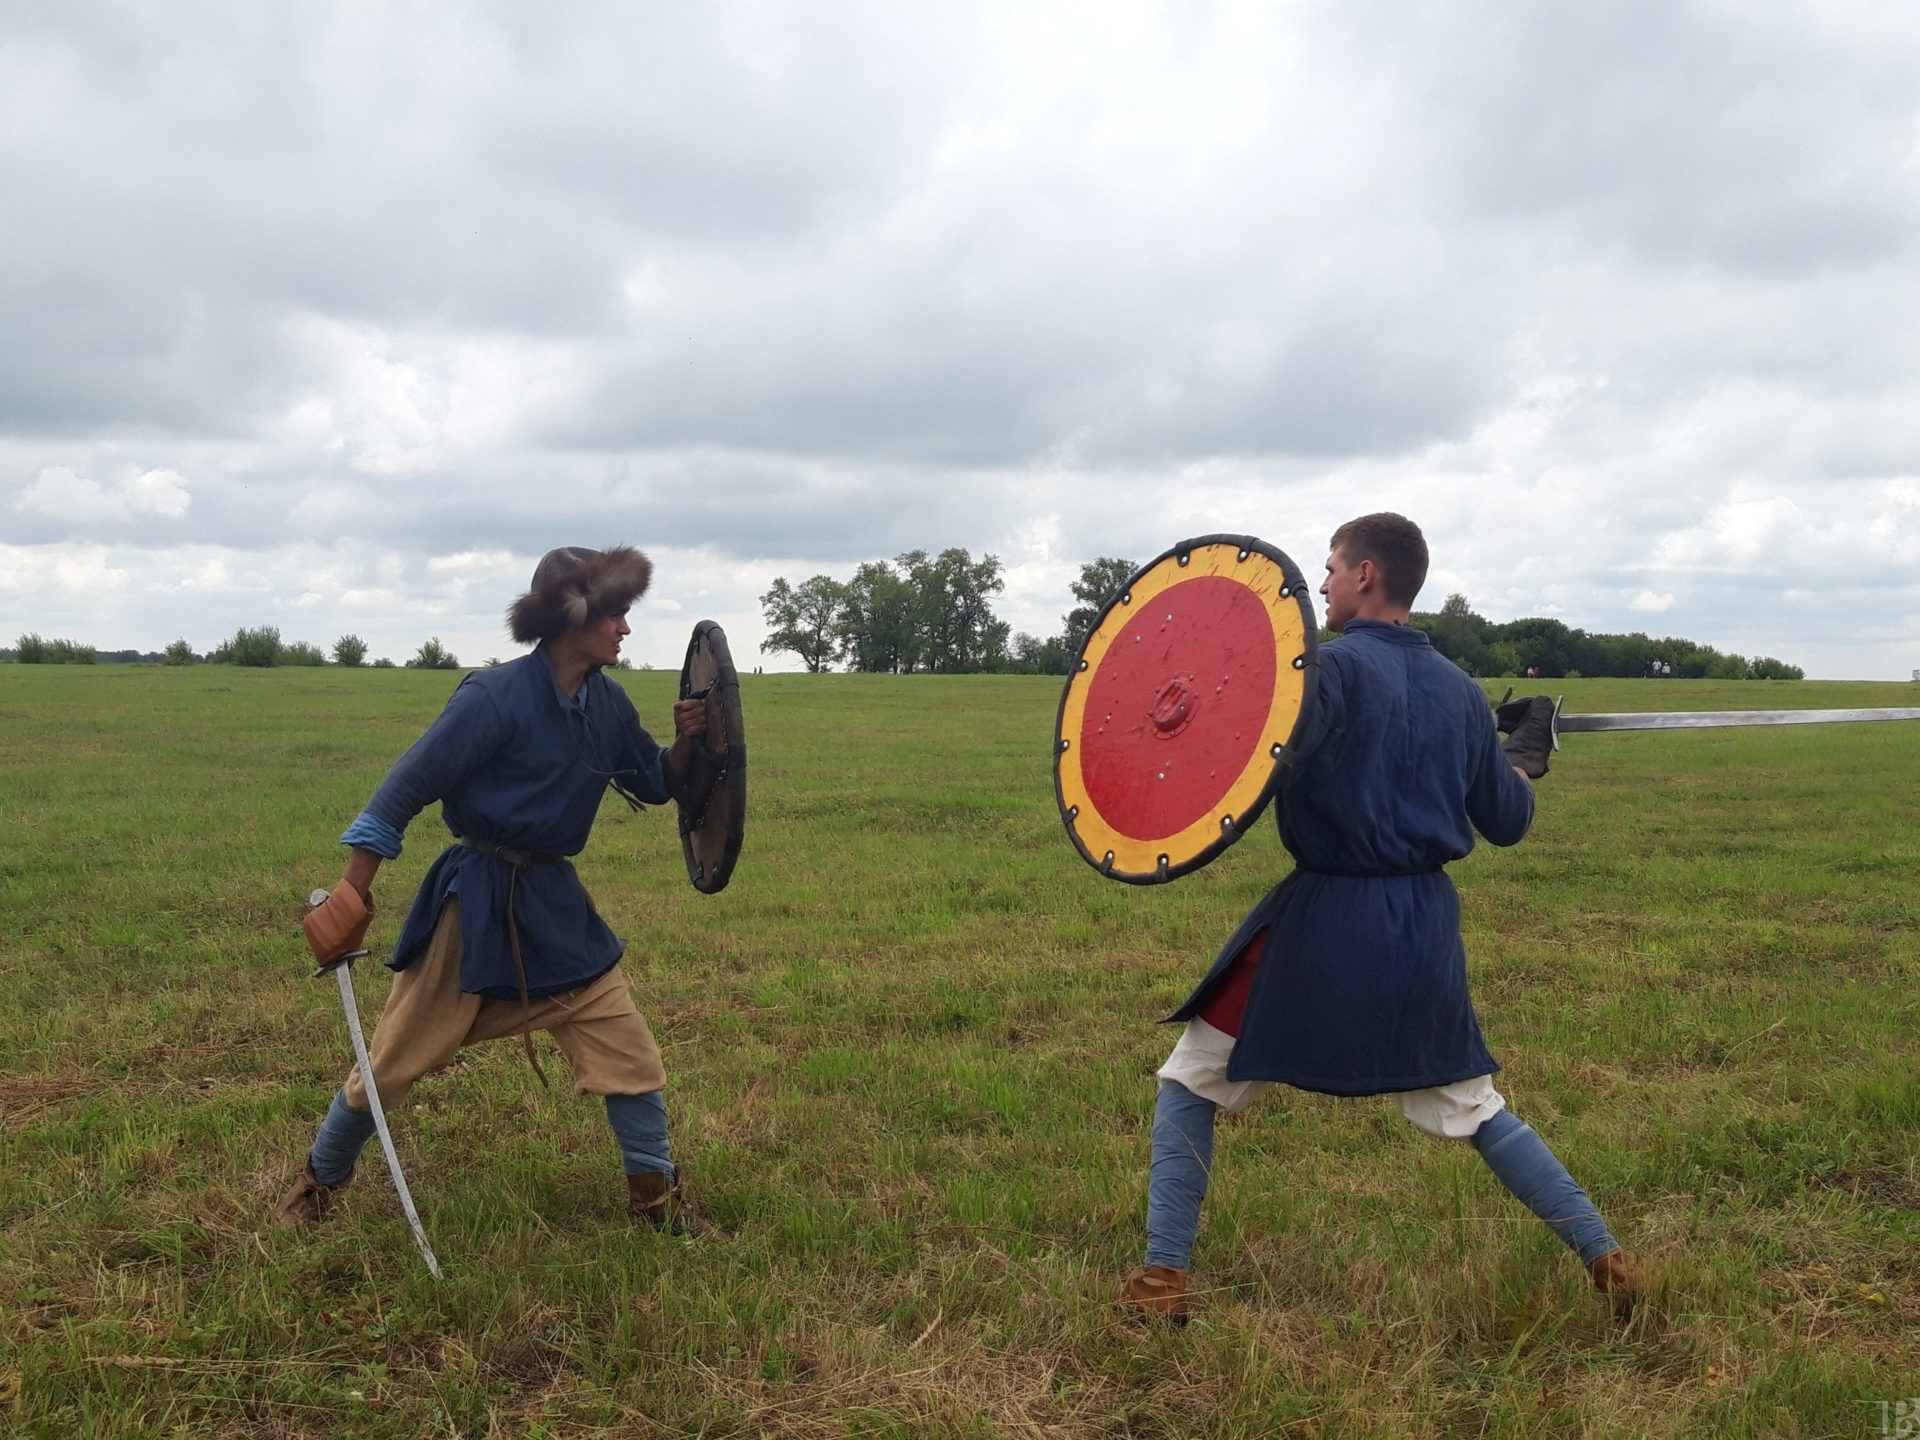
[342,901,666,1111]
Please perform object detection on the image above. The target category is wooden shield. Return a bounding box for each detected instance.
[677,620,746,894]
[1054,536,1318,884]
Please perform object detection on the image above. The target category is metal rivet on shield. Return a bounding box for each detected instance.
[1238,548,1249,561]
[1078,659,1088,670]
[1058,739,1070,752]
[1120,591,1132,605]
[1292,656,1305,669]
[1156,855,1170,878]
[1271,743,1284,757]
[1220,815,1236,834]
[1067,805,1079,820]
[1280,585,1291,598]
[1177,552,1189,566]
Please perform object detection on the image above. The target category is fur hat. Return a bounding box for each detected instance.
[508,546,653,644]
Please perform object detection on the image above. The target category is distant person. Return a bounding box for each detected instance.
[278,546,713,1233]
[1120,513,1640,1322]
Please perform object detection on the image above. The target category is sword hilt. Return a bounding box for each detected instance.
[311,948,370,981]
[307,888,371,978]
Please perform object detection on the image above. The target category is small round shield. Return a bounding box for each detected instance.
[1054,536,1318,884]
[677,620,746,894]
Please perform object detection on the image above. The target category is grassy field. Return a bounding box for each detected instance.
[2,664,1918,1437]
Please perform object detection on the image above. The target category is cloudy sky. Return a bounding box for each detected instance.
[3,1,1918,677]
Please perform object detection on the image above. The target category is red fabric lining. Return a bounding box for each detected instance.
[1196,928,1267,1038]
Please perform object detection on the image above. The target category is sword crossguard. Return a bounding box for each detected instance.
[311,948,371,981]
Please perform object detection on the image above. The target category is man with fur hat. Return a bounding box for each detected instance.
[277,545,712,1232]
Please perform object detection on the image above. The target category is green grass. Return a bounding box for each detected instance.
[2,665,1918,1437]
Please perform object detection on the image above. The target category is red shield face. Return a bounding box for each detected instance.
[1054,537,1317,883]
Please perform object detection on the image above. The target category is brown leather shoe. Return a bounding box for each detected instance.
[627,1166,712,1235]
[1118,1265,1190,1323]
[1588,1248,1643,1315]
[273,1164,347,1227]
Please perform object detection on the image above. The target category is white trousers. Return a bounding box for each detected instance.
[1156,1017,1506,1140]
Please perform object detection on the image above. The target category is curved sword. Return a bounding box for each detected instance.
[308,890,442,1278]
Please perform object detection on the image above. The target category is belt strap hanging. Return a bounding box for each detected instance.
[458,837,562,1088]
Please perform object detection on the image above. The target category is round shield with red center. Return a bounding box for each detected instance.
[1054,536,1318,883]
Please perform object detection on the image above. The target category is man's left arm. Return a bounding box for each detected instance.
[1465,702,1535,846]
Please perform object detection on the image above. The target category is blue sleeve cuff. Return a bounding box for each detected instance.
[339,810,405,859]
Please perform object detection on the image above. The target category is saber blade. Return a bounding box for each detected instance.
[309,890,441,1278]
[1557,706,1920,733]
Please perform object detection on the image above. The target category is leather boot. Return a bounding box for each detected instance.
[627,1166,711,1235]
[1588,1248,1643,1315]
[1118,1265,1190,1323]
[273,1164,348,1227]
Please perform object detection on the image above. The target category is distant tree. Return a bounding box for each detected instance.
[164,639,196,666]
[1748,656,1804,680]
[407,638,460,670]
[898,548,1008,672]
[281,641,328,666]
[41,639,97,664]
[837,560,923,673]
[760,575,848,672]
[332,634,368,667]
[1009,631,1070,675]
[212,626,282,667]
[1061,557,1137,651]
[371,656,396,668]
[16,633,46,663]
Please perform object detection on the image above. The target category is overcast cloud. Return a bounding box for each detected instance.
[3,1,1918,676]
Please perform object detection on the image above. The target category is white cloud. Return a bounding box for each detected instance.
[1631,590,1676,613]
[14,465,191,522]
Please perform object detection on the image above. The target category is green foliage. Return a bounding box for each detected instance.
[163,639,196,666]
[0,668,1914,1435]
[764,549,1012,673]
[371,655,396,668]
[1061,556,1137,652]
[406,637,460,670]
[12,633,96,664]
[332,633,368,667]
[212,625,283,667]
[1409,595,1805,679]
[279,640,328,666]
[760,574,847,672]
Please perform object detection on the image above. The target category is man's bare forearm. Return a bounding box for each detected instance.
[345,847,383,899]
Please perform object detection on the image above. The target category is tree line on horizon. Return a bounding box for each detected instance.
[761,554,1806,680]
[7,628,465,670]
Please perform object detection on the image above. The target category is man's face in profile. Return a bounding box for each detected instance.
[1320,548,1363,631]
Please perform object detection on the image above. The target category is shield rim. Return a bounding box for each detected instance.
[1052,533,1319,885]
[677,618,746,895]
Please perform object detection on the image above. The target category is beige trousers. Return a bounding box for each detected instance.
[342,901,666,1111]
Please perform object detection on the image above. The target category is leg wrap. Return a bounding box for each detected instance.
[1471,1110,1618,1264]
[605,1090,673,1177]
[1144,1080,1218,1270]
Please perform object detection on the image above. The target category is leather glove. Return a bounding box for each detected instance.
[1498,695,1557,779]
[303,880,376,966]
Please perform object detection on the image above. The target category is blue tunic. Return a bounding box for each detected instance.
[1169,618,1534,1095]
[343,647,672,999]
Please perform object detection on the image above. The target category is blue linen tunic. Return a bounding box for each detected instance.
[1169,618,1535,1095]
[341,647,672,999]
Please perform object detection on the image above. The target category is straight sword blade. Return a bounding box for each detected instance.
[1556,706,1920,733]
[333,958,442,1278]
